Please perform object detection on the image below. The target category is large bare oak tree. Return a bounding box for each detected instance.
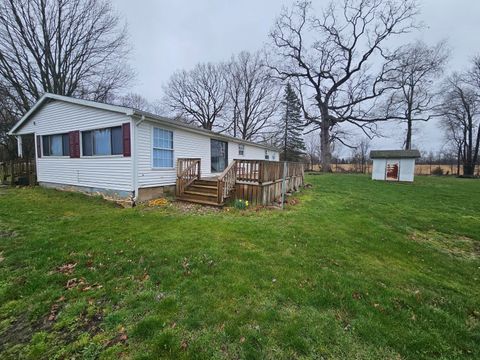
[226,51,280,140]
[440,71,480,177]
[0,0,132,115]
[162,63,228,131]
[268,0,418,171]
[384,40,448,149]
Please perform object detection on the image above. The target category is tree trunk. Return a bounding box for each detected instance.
[464,163,474,177]
[320,121,332,172]
[405,119,412,150]
[319,105,332,172]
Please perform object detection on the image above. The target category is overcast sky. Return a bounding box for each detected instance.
[113,0,480,155]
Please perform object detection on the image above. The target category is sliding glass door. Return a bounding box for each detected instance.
[211,139,228,173]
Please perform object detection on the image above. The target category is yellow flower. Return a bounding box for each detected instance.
[245,201,249,206]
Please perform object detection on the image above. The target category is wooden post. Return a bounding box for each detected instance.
[10,160,14,186]
[1,162,6,184]
[281,161,287,209]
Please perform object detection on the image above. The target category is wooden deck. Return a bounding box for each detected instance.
[176,158,304,206]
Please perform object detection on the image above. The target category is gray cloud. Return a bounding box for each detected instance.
[114,0,480,153]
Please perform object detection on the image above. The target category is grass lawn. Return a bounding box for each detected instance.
[0,174,479,359]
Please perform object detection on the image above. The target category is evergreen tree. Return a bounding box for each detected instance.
[280,83,306,161]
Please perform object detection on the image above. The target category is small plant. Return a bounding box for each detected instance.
[431,166,444,176]
[233,199,249,210]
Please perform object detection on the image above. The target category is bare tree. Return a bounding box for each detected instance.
[304,131,320,170]
[117,93,153,112]
[384,40,449,149]
[225,51,280,140]
[439,74,480,177]
[350,137,371,173]
[268,0,418,171]
[162,63,228,130]
[0,0,132,114]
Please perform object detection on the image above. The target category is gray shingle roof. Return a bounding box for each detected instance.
[370,150,421,159]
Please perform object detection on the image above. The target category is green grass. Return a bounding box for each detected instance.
[0,174,479,359]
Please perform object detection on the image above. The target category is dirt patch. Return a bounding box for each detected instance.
[0,229,17,239]
[410,230,479,260]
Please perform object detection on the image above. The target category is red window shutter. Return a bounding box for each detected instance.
[122,123,131,157]
[69,131,80,158]
[36,135,41,158]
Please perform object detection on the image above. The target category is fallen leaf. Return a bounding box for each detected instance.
[48,303,60,322]
[239,336,246,343]
[181,340,188,350]
[57,262,77,275]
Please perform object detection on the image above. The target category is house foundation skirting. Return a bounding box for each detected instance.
[39,182,134,206]
[137,185,176,202]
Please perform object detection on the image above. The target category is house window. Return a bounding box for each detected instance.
[82,126,122,156]
[238,144,245,156]
[265,150,269,160]
[42,133,69,156]
[153,127,173,168]
[272,153,276,160]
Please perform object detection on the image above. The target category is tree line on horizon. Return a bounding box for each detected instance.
[0,0,479,176]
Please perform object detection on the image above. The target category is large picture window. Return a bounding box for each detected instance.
[153,127,173,168]
[42,134,69,156]
[82,126,123,156]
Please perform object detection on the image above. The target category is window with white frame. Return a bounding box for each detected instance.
[42,133,69,156]
[272,153,276,160]
[238,144,245,156]
[265,149,269,160]
[82,126,122,156]
[153,127,173,168]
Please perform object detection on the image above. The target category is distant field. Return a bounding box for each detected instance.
[309,163,480,176]
[0,175,479,359]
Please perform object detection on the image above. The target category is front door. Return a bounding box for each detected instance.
[211,139,228,173]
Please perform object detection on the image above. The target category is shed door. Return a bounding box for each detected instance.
[385,160,400,181]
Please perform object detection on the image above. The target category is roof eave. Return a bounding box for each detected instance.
[131,111,280,152]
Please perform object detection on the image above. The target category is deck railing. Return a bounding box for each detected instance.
[217,160,237,204]
[176,158,201,197]
[235,159,304,184]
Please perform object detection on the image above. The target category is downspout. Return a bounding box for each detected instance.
[130,114,145,205]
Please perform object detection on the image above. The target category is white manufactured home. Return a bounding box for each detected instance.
[370,150,421,182]
[8,93,294,205]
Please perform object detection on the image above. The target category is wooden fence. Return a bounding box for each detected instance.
[307,163,480,176]
[0,159,36,185]
[235,160,304,205]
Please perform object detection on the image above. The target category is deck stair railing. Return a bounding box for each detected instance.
[176,158,201,197]
[217,160,237,204]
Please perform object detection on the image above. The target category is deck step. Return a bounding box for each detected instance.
[194,180,218,186]
[176,196,223,207]
[188,184,217,191]
[183,190,217,198]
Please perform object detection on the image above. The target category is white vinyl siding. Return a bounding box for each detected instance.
[19,100,133,192]
[136,120,279,188]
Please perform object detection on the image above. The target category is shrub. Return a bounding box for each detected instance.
[233,199,249,210]
[431,166,444,176]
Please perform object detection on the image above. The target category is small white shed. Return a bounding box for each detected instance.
[370,150,421,182]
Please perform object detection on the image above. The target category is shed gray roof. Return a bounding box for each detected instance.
[370,150,421,159]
